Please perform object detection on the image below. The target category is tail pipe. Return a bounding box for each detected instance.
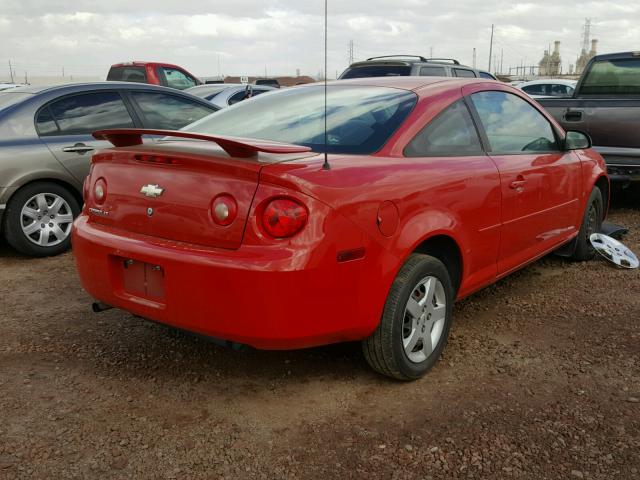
[92,301,113,313]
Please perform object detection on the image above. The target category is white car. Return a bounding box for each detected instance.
[186,84,276,108]
[517,79,577,98]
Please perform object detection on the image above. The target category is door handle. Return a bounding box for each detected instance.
[564,109,583,122]
[62,143,94,153]
[509,179,526,190]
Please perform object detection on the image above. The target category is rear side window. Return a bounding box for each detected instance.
[454,68,476,78]
[107,66,147,83]
[161,68,197,90]
[522,84,546,95]
[479,71,496,80]
[580,59,640,95]
[340,66,412,79]
[420,66,446,76]
[405,100,483,156]
[130,92,214,129]
[471,91,559,154]
[42,92,134,136]
[35,108,58,135]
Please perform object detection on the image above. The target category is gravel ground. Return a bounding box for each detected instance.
[1,203,639,480]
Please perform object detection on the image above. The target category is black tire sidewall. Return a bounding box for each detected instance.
[573,187,603,261]
[4,182,80,257]
[390,256,454,379]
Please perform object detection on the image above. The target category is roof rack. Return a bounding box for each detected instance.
[366,55,428,62]
[425,58,461,65]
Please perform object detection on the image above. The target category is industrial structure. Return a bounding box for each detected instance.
[539,41,562,76]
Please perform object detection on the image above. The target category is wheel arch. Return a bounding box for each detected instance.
[594,175,609,217]
[6,177,83,210]
[411,233,463,295]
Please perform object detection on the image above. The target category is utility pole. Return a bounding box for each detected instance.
[347,40,354,64]
[488,24,494,72]
[472,48,476,69]
[24,71,27,84]
[500,49,503,74]
[430,46,433,58]
[62,66,65,79]
[8,60,14,83]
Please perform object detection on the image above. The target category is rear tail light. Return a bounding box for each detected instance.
[261,198,308,238]
[211,194,238,226]
[94,178,107,205]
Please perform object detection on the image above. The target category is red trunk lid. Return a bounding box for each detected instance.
[88,142,268,250]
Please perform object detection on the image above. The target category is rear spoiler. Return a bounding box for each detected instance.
[92,129,312,158]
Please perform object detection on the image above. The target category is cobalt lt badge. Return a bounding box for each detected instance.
[140,184,164,198]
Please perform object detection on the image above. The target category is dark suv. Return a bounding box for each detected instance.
[339,55,491,79]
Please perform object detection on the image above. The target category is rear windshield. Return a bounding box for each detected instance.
[340,65,412,79]
[0,92,32,110]
[107,66,147,83]
[580,58,640,96]
[185,85,417,154]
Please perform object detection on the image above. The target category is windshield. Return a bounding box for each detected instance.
[0,92,32,110]
[185,85,417,154]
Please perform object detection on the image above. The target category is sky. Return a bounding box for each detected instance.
[1,0,638,81]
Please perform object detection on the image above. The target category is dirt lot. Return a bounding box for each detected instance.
[1,204,639,480]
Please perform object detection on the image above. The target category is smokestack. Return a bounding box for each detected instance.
[590,39,598,54]
[554,41,560,54]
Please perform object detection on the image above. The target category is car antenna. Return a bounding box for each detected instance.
[322,0,331,170]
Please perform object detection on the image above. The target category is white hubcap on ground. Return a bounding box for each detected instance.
[402,276,446,363]
[20,193,73,247]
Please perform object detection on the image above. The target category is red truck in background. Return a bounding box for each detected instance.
[107,62,203,90]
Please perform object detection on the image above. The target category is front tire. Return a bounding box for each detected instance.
[3,182,80,257]
[362,254,454,380]
[570,187,603,261]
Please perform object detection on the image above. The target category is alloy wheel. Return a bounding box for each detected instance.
[402,276,447,363]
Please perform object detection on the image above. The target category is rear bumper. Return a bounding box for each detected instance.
[72,215,395,350]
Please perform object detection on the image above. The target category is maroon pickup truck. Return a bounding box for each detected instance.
[537,51,640,193]
[107,62,203,90]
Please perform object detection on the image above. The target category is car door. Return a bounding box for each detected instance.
[404,99,502,293]
[37,91,138,183]
[127,91,216,130]
[468,89,582,275]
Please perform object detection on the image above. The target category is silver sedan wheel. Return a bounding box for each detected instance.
[402,276,447,364]
[20,193,74,247]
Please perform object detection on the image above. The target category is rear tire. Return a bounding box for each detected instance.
[570,187,603,261]
[3,182,80,257]
[362,254,454,380]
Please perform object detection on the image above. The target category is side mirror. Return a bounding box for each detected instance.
[564,130,592,150]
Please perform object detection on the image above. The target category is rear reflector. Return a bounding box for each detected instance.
[94,178,107,204]
[211,194,238,226]
[261,198,308,238]
[337,247,366,263]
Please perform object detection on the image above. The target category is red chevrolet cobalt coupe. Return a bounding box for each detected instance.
[73,77,608,380]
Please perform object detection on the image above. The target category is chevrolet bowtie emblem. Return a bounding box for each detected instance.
[140,184,164,198]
